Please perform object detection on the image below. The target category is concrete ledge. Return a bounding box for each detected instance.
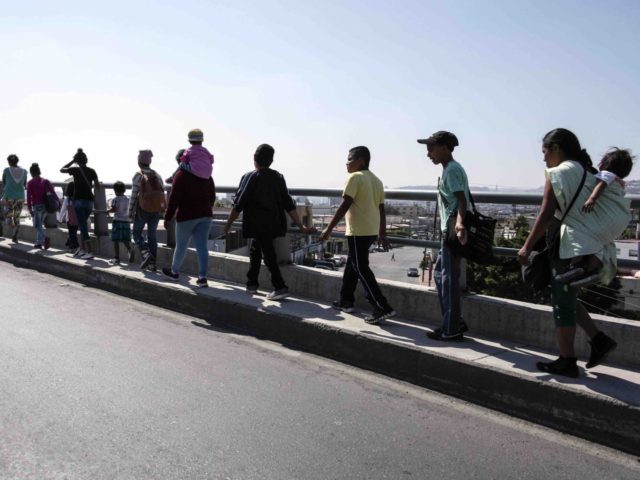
[9,225,640,368]
[1,240,639,456]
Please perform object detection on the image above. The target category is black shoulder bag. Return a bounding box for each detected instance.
[440,189,497,265]
[522,166,587,292]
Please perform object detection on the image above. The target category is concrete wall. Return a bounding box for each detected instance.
[9,224,640,368]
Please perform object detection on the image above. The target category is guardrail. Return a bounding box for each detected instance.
[24,182,640,270]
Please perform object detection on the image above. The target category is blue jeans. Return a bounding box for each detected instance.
[171,217,211,278]
[434,237,462,335]
[73,199,93,241]
[133,209,160,258]
[32,204,47,245]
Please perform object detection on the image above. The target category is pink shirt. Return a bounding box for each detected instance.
[180,145,214,179]
[27,177,58,210]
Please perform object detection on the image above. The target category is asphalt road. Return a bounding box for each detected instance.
[1,261,638,479]
[368,245,432,285]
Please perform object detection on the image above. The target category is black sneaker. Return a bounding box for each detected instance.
[140,252,154,270]
[148,262,157,272]
[246,285,258,294]
[196,277,208,288]
[364,307,397,325]
[162,267,179,280]
[569,272,602,288]
[586,332,617,369]
[429,321,469,338]
[555,267,585,283]
[332,300,355,313]
[536,356,579,378]
[426,329,464,342]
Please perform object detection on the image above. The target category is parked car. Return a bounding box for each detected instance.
[313,260,336,270]
[407,267,419,277]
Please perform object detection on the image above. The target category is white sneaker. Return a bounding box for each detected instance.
[267,287,289,301]
[73,248,85,257]
[80,252,94,260]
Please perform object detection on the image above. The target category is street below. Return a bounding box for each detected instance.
[1,261,638,479]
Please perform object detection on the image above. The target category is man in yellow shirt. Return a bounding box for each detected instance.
[320,146,396,324]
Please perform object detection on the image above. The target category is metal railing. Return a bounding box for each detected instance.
[27,182,640,270]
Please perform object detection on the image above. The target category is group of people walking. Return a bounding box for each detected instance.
[1,127,634,377]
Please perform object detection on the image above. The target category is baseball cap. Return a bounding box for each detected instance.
[417,131,459,149]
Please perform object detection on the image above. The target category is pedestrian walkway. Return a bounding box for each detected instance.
[0,237,638,454]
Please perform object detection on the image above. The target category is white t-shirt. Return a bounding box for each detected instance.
[110,195,130,222]
[594,170,619,186]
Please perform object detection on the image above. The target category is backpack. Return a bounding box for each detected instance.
[44,180,61,213]
[138,173,166,213]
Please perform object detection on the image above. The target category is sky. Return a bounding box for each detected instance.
[1,0,639,190]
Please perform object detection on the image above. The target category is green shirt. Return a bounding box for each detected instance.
[2,167,27,201]
[437,159,470,232]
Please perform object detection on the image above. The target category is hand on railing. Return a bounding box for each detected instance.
[319,227,331,242]
[378,234,390,250]
[517,246,531,266]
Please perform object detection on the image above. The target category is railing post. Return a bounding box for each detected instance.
[94,184,109,236]
[275,234,292,264]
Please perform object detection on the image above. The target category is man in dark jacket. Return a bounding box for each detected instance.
[224,144,312,300]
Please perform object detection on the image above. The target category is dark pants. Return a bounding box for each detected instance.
[133,209,160,258]
[340,235,391,311]
[247,236,286,290]
[66,225,79,249]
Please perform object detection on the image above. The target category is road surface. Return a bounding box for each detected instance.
[1,261,638,479]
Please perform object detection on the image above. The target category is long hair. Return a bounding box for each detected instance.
[542,128,596,173]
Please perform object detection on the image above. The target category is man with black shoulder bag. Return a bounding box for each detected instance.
[418,131,470,341]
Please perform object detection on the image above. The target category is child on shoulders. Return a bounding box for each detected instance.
[179,129,213,179]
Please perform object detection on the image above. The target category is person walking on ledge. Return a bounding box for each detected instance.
[26,162,59,250]
[2,154,27,243]
[418,131,470,341]
[60,148,99,260]
[320,146,396,325]
[224,144,313,300]
[162,156,215,288]
[129,150,165,271]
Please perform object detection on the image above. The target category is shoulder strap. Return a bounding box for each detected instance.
[78,166,92,189]
[559,166,587,224]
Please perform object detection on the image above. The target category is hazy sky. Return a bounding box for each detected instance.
[1,0,639,189]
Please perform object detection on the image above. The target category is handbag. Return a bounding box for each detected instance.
[522,167,587,290]
[441,190,497,265]
[44,180,61,213]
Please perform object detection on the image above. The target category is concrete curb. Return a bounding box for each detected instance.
[11,224,640,368]
[1,245,639,456]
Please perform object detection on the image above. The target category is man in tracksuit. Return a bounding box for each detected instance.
[320,146,396,325]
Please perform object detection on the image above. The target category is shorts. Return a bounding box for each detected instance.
[111,220,132,242]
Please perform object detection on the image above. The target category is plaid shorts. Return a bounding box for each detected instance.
[111,220,132,242]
